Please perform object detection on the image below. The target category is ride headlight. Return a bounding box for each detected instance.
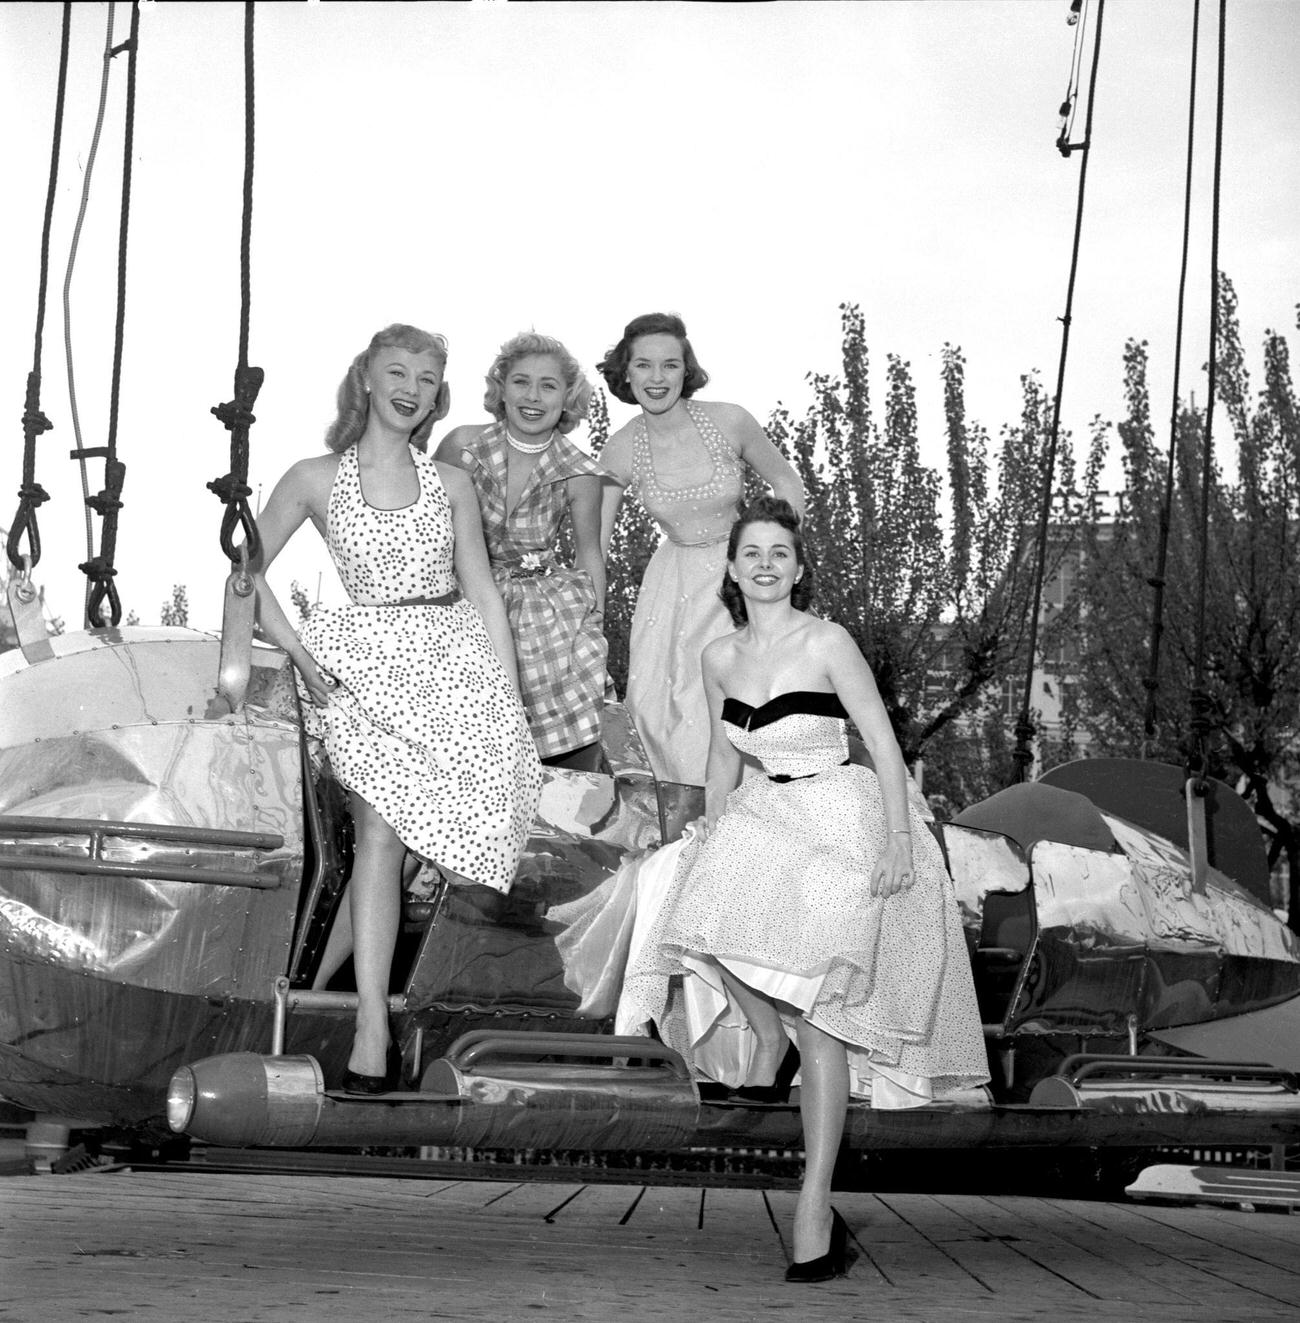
[166,1065,197,1133]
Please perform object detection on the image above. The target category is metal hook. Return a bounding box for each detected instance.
[13,555,37,606]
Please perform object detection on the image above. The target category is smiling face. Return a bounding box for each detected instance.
[626,333,686,414]
[729,519,803,603]
[365,346,444,434]
[502,353,566,439]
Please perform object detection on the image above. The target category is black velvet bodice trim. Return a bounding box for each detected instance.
[721,689,849,731]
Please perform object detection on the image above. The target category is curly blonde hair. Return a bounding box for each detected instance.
[482,331,592,435]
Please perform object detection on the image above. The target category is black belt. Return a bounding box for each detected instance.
[769,758,850,784]
[390,591,459,606]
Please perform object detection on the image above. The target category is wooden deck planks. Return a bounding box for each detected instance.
[3,1169,1300,1322]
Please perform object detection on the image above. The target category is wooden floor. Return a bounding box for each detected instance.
[2,1168,1300,1322]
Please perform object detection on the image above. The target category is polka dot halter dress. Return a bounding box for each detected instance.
[296,444,542,892]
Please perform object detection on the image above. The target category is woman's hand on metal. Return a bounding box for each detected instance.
[871,834,915,898]
[297,654,338,707]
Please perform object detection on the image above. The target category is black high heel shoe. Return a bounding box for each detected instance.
[784,1207,848,1283]
[341,1043,401,1095]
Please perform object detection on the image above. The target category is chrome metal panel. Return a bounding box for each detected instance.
[0,631,307,1123]
[1106,815,1299,961]
[1033,843,1148,948]
[0,627,286,747]
[1009,832,1300,1038]
[599,702,652,779]
[0,720,302,994]
[941,825,1030,932]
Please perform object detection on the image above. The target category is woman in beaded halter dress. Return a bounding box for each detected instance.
[436,333,607,771]
[251,324,542,1092]
[619,496,989,1282]
[597,313,805,786]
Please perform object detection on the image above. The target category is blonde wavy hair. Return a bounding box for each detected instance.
[482,331,592,435]
[324,324,451,453]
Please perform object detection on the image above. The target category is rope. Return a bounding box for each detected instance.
[6,2,72,575]
[1186,0,1228,789]
[1142,0,1201,742]
[208,0,263,567]
[80,0,141,629]
[1010,0,1107,783]
[1056,0,1088,156]
[65,3,120,579]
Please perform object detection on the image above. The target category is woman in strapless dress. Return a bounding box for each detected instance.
[620,495,988,1281]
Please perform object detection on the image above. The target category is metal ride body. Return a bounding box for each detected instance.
[2,0,1300,1174]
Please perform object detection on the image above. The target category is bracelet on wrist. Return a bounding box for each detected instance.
[890,829,911,836]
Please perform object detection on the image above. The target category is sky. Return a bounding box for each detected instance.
[1,0,1297,632]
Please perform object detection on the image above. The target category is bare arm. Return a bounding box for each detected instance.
[715,403,806,521]
[567,473,606,616]
[596,426,635,557]
[440,461,521,694]
[822,624,915,896]
[433,424,481,469]
[699,641,743,832]
[251,457,336,706]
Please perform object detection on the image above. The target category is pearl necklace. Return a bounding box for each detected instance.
[506,428,555,455]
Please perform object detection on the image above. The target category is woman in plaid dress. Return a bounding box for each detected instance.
[437,333,608,769]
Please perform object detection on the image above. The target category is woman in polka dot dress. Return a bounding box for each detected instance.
[620,496,988,1281]
[596,313,805,787]
[251,324,542,1092]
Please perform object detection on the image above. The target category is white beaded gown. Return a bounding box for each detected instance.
[619,690,989,1106]
[296,444,542,893]
[623,401,744,786]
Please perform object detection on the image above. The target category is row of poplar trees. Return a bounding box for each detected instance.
[596,283,1300,930]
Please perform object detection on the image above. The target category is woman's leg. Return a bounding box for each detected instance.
[792,1017,849,1262]
[717,966,786,1086]
[346,792,407,1077]
[312,855,422,991]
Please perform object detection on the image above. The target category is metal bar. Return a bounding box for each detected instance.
[1058,1054,1295,1089]
[445,1030,691,1082]
[286,717,338,983]
[216,561,256,715]
[7,576,55,664]
[0,852,279,889]
[282,988,407,1014]
[269,976,406,1054]
[0,815,283,850]
[271,977,289,1056]
[1185,778,1210,895]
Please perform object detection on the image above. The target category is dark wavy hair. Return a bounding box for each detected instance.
[719,496,814,627]
[596,312,710,406]
[324,324,451,454]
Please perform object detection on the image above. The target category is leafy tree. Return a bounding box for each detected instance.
[289,579,314,622]
[1067,276,1300,928]
[159,584,189,627]
[764,303,1076,801]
